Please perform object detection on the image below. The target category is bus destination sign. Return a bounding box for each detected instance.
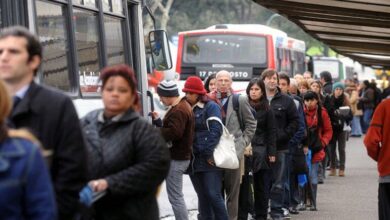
[196,67,253,80]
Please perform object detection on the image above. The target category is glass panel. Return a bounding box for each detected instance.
[84,0,97,8]
[36,1,71,92]
[72,0,83,4]
[183,34,267,65]
[103,0,111,12]
[104,16,124,65]
[112,0,123,15]
[73,9,101,96]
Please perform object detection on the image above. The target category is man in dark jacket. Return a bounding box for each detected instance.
[261,69,299,220]
[320,71,333,96]
[0,26,87,220]
[152,80,194,220]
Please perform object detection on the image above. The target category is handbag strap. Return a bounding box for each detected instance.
[206,116,224,131]
[206,116,232,137]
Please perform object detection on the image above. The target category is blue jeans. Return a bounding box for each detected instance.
[363,108,373,133]
[309,162,319,184]
[190,171,228,220]
[351,116,363,136]
[166,160,190,220]
[270,151,288,218]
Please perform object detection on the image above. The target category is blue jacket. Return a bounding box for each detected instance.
[288,96,306,151]
[0,138,57,220]
[191,101,222,172]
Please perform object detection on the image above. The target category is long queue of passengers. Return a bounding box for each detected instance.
[0,26,388,220]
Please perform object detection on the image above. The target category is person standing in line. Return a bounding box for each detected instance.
[360,80,376,133]
[0,26,87,220]
[245,78,277,220]
[204,73,217,93]
[151,79,194,220]
[0,79,57,220]
[209,70,257,220]
[319,71,333,96]
[302,91,333,211]
[183,76,228,220]
[325,82,352,177]
[81,65,170,219]
[364,98,390,220]
[303,71,313,81]
[260,69,299,220]
[278,73,307,215]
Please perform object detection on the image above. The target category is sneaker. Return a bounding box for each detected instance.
[289,207,299,215]
[282,208,291,219]
[329,168,336,176]
[318,178,324,184]
[339,169,345,177]
[297,203,306,211]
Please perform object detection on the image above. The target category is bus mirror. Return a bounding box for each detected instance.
[148,30,172,71]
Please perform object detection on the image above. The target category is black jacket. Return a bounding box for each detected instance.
[323,82,333,95]
[9,82,87,220]
[251,107,276,171]
[270,90,299,151]
[81,109,170,220]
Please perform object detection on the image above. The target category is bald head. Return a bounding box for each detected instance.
[216,70,232,93]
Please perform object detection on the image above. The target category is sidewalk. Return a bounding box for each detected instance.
[158,136,379,219]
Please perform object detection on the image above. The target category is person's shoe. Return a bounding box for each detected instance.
[318,177,324,184]
[339,169,345,177]
[289,207,299,215]
[282,208,291,219]
[329,168,336,176]
[310,206,318,211]
[297,203,306,211]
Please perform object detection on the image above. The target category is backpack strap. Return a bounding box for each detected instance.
[232,94,245,131]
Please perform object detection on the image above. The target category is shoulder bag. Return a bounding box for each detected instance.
[206,116,239,169]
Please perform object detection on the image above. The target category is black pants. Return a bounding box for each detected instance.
[379,183,390,220]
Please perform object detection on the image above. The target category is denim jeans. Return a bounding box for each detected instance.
[166,160,190,220]
[330,131,347,170]
[351,116,363,136]
[190,171,228,220]
[363,108,373,133]
[270,151,288,219]
[309,162,319,184]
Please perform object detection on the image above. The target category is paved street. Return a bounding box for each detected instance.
[158,136,379,219]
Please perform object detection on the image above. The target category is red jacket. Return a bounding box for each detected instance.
[364,99,390,177]
[304,106,333,163]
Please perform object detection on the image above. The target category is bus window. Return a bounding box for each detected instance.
[183,34,267,65]
[73,0,97,8]
[104,16,125,65]
[73,9,102,97]
[36,1,71,92]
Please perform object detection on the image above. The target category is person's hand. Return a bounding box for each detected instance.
[207,158,215,166]
[303,146,309,155]
[89,179,108,192]
[269,156,276,163]
[150,111,159,120]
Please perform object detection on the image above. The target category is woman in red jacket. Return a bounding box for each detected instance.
[303,91,333,211]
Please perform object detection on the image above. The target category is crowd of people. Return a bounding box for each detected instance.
[0,25,389,220]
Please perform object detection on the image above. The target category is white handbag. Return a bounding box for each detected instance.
[206,116,239,169]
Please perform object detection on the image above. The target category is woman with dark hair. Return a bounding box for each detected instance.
[303,91,332,211]
[325,82,352,177]
[204,73,217,93]
[0,79,56,220]
[310,80,326,104]
[183,76,228,220]
[80,64,170,220]
[246,78,277,220]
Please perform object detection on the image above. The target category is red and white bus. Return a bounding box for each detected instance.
[175,24,306,91]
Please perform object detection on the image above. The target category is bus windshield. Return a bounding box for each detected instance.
[183,34,267,65]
